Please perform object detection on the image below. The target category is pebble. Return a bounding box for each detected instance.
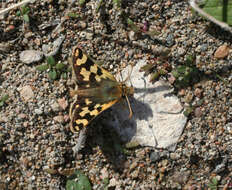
[50,101,61,112]
[57,98,68,110]
[214,44,230,59]
[194,88,203,98]
[150,151,161,162]
[100,168,109,179]
[35,108,43,115]
[19,85,35,102]
[19,50,44,64]
[194,107,202,117]
[53,115,65,123]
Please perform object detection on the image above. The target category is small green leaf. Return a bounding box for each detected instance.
[36,64,49,72]
[113,0,122,8]
[16,10,21,16]
[96,0,103,12]
[67,12,79,18]
[127,18,140,33]
[183,106,193,117]
[1,94,9,102]
[67,66,72,73]
[23,14,30,23]
[208,177,218,190]
[0,94,9,107]
[21,6,30,15]
[49,70,57,80]
[55,63,66,71]
[47,56,56,67]
[79,0,86,6]
[61,72,67,79]
[103,178,109,190]
[66,170,91,190]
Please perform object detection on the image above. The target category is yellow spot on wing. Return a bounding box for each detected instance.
[76,54,88,66]
[90,64,98,73]
[90,109,99,116]
[76,119,88,126]
[79,107,90,117]
[94,104,101,109]
[85,98,92,105]
[80,67,91,81]
[74,49,79,57]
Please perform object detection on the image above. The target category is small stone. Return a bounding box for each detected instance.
[194,107,202,117]
[170,153,180,160]
[58,98,68,110]
[50,102,61,112]
[172,171,190,184]
[100,168,109,179]
[214,44,230,59]
[194,88,203,98]
[177,47,186,56]
[166,33,175,47]
[64,114,70,122]
[167,73,176,84]
[24,32,33,39]
[20,85,34,102]
[185,92,193,103]
[20,50,44,64]
[0,42,11,52]
[108,178,118,187]
[150,151,161,162]
[128,31,136,41]
[131,170,139,179]
[85,32,93,40]
[130,160,138,170]
[0,116,8,123]
[79,21,87,29]
[18,113,27,120]
[35,108,43,115]
[178,89,186,96]
[53,115,64,123]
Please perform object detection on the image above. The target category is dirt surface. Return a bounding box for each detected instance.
[0,0,231,189]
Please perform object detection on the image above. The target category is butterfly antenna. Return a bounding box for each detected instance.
[125,95,133,118]
[122,63,134,83]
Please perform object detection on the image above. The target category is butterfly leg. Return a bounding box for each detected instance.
[125,95,133,118]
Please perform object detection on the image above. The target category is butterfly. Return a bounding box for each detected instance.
[69,47,134,133]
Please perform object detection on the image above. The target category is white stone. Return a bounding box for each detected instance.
[105,59,187,151]
[20,50,44,64]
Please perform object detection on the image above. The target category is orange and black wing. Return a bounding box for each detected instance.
[70,47,122,132]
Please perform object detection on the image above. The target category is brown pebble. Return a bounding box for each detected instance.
[194,107,202,117]
[194,88,203,98]
[214,44,230,59]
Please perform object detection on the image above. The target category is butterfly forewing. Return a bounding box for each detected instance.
[72,47,116,89]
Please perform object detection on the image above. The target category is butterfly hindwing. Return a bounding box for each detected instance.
[70,95,118,132]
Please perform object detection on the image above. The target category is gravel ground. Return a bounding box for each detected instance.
[0,0,231,189]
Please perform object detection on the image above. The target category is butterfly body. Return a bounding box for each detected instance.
[70,47,134,133]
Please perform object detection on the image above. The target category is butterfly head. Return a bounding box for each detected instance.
[121,83,134,97]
